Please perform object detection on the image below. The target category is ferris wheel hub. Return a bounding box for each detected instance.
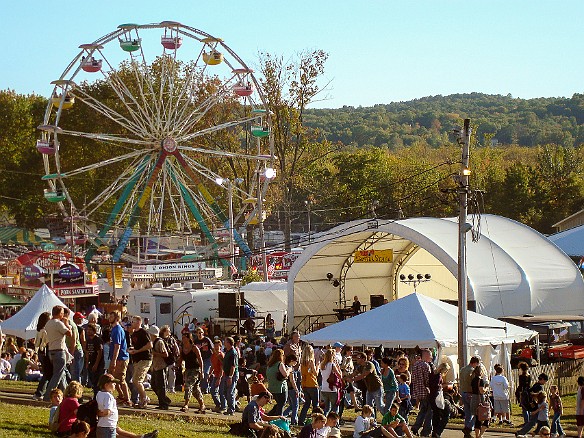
[161,137,177,153]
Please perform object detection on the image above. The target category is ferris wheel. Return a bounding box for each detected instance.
[37,21,274,266]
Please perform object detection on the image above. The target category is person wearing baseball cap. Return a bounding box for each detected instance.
[96,373,158,438]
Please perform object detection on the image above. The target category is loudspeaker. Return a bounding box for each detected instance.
[218,292,244,318]
[370,294,385,309]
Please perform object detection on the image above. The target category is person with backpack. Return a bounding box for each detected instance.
[149,325,172,410]
[516,362,532,425]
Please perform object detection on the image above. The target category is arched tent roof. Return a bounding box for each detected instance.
[287,214,584,327]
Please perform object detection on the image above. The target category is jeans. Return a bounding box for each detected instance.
[152,368,171,408]
[96,426,116,438]
[299,387,319,425]
[44,350,67,401]
[210,375,221,408]
[383,389,397,415]
[87,365,104,395]
[412,397,433,436]
[71,348,84,383]
[126,362,138,404]
[321,391,338,416]
[462,392,475,431]
[551,412,563,436]
[283,388,299,424]
[366,387,384,418]
[166,364,176,392]
[268,392,287,416]
[517,413,539,435]
[219,375,237,412]
[35,352,52,397]
[201,357,212,393]
[431,397,450,437]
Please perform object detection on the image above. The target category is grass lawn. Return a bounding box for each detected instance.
[0,402,231,438]
[2,380,582,433]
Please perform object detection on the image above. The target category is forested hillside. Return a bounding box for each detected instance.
[305,93,584,149]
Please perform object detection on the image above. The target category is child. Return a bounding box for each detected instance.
[70,420,91,438]
[490,364,513,426]
[96,373,159,438]
[381,403,413,438]
[298,413,326,438]
[57,381,84,436]
[549,385,564,437]
[354,405,390,438]
[48,388,63,426]
[396,373,412,421]
[319,412,340,437]
[534,392,550,435]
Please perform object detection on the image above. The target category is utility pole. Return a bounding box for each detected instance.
[458,118,472,368]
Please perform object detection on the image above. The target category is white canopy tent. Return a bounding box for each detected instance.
[0,285,69,340]
[548,224,584,257]
[303,293,537,379]
[288,214,584,328]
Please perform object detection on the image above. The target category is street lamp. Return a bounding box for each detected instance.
[215,176,244,275]
[258,167,276,281]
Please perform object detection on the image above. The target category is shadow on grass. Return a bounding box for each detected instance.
[0,420,53,436]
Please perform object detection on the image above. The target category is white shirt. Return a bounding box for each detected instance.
[354,415,375,438]
[45,319,69,351]
[490,374,509,400]
[96,390,118,428]
[0,358,10,375]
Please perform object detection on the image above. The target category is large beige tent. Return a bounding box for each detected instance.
[288,214,584,328]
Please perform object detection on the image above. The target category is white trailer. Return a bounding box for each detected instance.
[127,281,287,336]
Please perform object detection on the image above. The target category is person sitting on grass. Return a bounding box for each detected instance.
[96,373,158,438]
[56,381,84,436]
[381,403,413,438]
[48,388,63,426]
[234,391,287,437]
[15,349,41,382]
[298,413,327,438]
[318,411,340,437]
[70,419,91,438]
[354,405,392,438]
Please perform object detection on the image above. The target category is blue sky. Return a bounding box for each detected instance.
[2,0,582,109]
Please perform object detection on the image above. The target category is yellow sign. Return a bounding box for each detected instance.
[354,249,393,263]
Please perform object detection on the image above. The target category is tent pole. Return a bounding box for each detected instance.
[458,118,471,368]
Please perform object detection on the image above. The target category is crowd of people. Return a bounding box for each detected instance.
[2,308,584,438]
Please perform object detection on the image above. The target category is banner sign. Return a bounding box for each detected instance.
[353,249,393,263]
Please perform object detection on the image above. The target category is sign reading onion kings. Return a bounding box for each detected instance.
[353,249,393,263]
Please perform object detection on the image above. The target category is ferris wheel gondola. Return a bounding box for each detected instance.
[39,21,274,267]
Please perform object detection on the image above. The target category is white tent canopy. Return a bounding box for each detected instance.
[548,224,584,257]
[302,293,537,348]
[0,285,69,340]
[241,282,287,314]
[288,215,584,326]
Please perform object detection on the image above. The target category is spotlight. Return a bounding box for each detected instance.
[417,274,423,280]
[399,274,405,281]
[332,279,340,287]
[326,273,333,280]
[408,274,414,280]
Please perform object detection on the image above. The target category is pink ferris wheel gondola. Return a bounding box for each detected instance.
[81,57,102,73]
[36,140,56,155]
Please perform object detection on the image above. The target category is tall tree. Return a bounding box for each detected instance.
[258,50,333,249]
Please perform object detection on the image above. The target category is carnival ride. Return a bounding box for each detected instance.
[37,22,274,268]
